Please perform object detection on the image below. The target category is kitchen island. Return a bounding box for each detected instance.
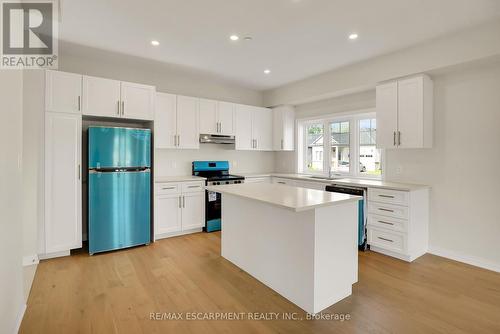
[206,183,362,314]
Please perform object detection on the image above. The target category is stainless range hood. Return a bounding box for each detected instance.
[199,134,235,144]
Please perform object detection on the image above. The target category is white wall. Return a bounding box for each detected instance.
[59,42,264,106]
[277,61,500,271]
[156,146,275,177]
[263,19,500,106]
[0,70,25,333]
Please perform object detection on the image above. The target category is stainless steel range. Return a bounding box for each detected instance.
[192,161,244,232]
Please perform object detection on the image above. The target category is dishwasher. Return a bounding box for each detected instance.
[325,184,367,251]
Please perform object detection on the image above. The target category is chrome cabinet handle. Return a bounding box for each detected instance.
[378,208,394,213]
[178,196,182,208]
[378,237,394,242]
[187,185,200,188]
[398,131,401,146]
[281,139,284,150]
[121,101,125,115]
[378,194,395,198]
[277,181,286,184]
[182,196,185,208]
[162,186,176,190]
[393,131,396,146]
[178,135,180,147]
[378,220,394,226]
[117,101,120,115]
[78,164,81,180]
[78,96,81,111]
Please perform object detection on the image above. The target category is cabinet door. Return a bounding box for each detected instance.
[272,107,284,150]
[397,77,424,148]
[82,75,121,118]
[253,107,273,151]
[121,81,155,120]
[176,95,200,149]
[199,98,218,134]
[45,112,82,253]
[45,70,82,114]
[234,104,253,150]
[282,107,295,151]
[155,194,182,236]
[376,81,398,149]
[217,101,234,135]
[155,93,177,149]
[181,192,205,230]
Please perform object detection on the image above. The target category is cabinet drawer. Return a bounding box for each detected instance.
[156,183,180,195]
[367,214,407,233]
[368,227,406,254]
[181,181,205,193]
[368,202,409,220]
[368,188,409,206]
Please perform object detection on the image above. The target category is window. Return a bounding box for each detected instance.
[330,121,350,173]
[299,111,383,178]
[305,123,324,173]
[359,118,382,176]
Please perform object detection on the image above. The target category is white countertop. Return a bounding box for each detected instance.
[155,175,206,183]
[271,173,429,191]
[206,183,362,212]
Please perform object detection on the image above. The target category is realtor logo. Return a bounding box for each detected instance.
[1,0,58,69]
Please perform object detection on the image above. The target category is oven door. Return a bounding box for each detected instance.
[205,189,222,232]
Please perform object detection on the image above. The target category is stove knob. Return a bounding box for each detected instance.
[216,182,220,185]
[225,181,229,184]
[236,181,240,184]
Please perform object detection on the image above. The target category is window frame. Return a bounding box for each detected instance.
[296,108,384,179]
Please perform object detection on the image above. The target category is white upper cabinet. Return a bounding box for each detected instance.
[45,112,82,253]
[176,95,200,149]
[272,105,295,151]
[82,75,155,120]
[234,104,254,150]
[155,93,177,149]
[45,70,82,114]
[120,81,155,120]
[199,99,234,135]
[253,107,273,151]
[217,101,234,135]
[82,75,121,118]
[376,81,399,149]
[234,104,273,151]
[199,98,218,134]
[376,74,433,149]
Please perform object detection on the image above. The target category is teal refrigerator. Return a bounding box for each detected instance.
[88,126,151,255]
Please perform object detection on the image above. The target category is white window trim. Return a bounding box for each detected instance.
[296,108,385,179]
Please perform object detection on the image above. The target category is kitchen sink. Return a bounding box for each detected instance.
[308,175,340,181]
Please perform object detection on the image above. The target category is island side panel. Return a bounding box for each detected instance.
[221,194,316,313]
[313,201,359,313]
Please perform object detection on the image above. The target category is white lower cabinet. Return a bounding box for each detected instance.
[154,181,205,239]
[44,112,82,253]
[367,187,429,262]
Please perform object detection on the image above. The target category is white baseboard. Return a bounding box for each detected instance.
[15,303,26,333]
[22,254,39,267]
[38,250,70,260]
[154,228,203,241]
[428,246,500,273]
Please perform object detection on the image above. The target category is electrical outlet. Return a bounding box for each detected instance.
[395,166,403,175]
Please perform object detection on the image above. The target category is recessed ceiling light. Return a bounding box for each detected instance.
[151,40,160,46]
[348,33,358,40]
[264,69,271,74]
[230,35,239,41]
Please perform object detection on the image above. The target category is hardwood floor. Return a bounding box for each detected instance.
[21,232,500,334]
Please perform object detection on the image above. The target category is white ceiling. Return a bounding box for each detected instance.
[60,0,500,90]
